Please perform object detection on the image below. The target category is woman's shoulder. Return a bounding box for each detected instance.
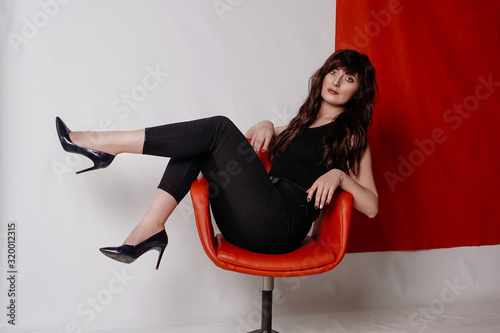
[274,125,287,136]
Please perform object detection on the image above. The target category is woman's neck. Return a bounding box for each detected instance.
[316,101,344,123]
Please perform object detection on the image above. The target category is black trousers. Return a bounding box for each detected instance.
[142,116,314,254]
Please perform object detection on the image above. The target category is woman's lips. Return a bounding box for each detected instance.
[328,89,338,95]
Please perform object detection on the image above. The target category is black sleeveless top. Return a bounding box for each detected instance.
[269,124,330,189]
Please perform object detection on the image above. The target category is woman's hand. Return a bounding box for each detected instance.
[307,145,379,218]
[249,121,274,153]
[306,169,344,209]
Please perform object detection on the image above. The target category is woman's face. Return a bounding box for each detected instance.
[320,68,360,108]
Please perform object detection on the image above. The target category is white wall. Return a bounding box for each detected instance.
[0,1,499,332]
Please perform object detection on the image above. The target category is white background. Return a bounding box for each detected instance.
[1,1,499,332]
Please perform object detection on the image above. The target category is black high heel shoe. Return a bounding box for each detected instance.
[99,229,168,270]
[55,117,115,174]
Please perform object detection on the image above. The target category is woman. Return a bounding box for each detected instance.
[56,49,378,270]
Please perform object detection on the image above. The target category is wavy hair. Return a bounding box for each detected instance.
[269,49,378,176]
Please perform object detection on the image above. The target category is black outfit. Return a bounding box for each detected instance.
[142,116,331,254]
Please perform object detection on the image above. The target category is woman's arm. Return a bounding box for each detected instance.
[245,121,286,152]
[306,144,379,218]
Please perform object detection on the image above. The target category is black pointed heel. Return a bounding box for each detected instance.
[99,229,168,270]
[55,117,115,174]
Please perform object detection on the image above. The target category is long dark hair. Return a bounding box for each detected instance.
[269,49,378,176]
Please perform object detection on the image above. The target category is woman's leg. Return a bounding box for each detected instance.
[142,117,294,253]
[123,155,203,245]
[70,116,291,252]
[68,128,171,245]
[123,188,176,245]
[69,129,145,155]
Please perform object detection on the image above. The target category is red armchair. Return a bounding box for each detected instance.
[190,151,353,332]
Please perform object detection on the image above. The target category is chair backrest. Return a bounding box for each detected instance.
[312,191,353,258]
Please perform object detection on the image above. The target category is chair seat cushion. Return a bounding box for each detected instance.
[216,234,337,272]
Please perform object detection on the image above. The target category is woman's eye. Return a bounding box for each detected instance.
[346,77,354,82]
[330,70,336,75]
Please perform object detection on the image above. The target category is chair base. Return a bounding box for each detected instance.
[247,277,279,333]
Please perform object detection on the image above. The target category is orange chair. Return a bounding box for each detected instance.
[190,151,353,332]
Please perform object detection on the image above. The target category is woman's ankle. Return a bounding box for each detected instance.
[123,223,165,246]
[70,129,145,155]
[69,131,118,155]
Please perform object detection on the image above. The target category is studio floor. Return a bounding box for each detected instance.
[89,296,500,333]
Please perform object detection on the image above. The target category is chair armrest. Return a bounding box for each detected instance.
[311,191,353,258]
[190,178,218,261]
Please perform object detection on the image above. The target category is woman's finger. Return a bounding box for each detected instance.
[253,136,263,152]
[319,186,332,208]
[262,137,271,152]
[306,183,318,202]
[250,136,257,150]
[314,183,325,208]
[326,187,335,206]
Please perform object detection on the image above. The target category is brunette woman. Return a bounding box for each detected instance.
[56,49,378,269]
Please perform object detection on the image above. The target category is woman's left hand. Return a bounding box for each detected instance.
[249,121,274,153]
[306,169,344,209]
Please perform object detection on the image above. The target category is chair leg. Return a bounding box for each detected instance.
[248,276,279,333]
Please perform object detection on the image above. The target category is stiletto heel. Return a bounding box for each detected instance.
[155,244,167,270]
[99,229,168,270]
[76,164,102,175]
[55,117,115,174]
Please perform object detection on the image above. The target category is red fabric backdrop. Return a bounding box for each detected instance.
[336,0,500,252]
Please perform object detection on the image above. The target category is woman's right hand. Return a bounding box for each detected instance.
[249,121,274,153]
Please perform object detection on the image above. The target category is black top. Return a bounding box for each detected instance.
[269,123,331,190]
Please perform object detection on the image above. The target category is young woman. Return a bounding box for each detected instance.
[56,49,378,270]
